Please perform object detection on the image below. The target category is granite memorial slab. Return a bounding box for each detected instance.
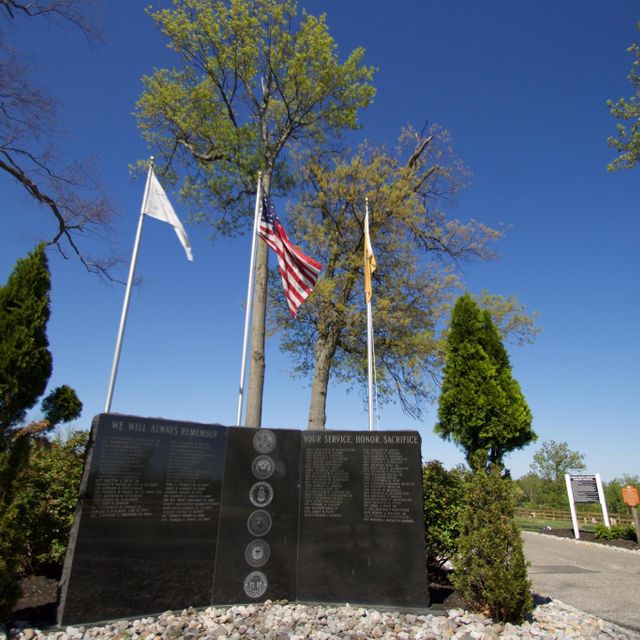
[297,431,427,608]
[59,415,427,625]
[212,427,301,604]
[58,414,227,625]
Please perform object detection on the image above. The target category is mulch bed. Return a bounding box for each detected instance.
[535,527,640,551]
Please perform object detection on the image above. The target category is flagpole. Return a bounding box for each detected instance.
[236,173,262,426]
[365,198,375,432]
[104,158,154,413]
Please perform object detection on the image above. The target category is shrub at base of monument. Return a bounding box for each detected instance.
[452,467,532,624]
[422,460,464,578]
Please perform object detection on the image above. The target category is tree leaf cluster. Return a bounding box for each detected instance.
[529,439,586,483]
[608,23,640,171]
[11,430,88,574]
[135,0,376,236]
[269,128,502,427]
[436,294,535,468]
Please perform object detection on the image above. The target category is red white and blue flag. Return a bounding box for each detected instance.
[259,192,322,317]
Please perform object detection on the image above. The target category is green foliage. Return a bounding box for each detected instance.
[435,294,535,468]
[608,23,640,171]
[0,245,52,438]
[594,523,637,542]
[530,440,585,483]
[12,431,88,572]
[135,0,376,232]
[270,129,510,427]
[452,467,533,624]
[0,247,84,618]
[603,475,639,515]
[41,385,82,428]
[422,460,466,574]
[0,491,22,621]
[515,472,567,508]
[476,290,541,347]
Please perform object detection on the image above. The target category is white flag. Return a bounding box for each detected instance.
[142,170,193,261]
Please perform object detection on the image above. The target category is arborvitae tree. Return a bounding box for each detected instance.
[452,465,533,624]
[435,294,535,469]
[479,309,535,466]
[0,245,52,440]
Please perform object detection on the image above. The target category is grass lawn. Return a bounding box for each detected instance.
[515,515,597,533]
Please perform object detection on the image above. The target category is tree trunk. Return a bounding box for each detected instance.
[307,332,339,430]
[244,173,271,428]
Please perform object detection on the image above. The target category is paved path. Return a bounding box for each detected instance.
[523,531,640,631]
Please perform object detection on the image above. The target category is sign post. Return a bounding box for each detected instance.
[565,474,581,539]
[565,473,610,539]
[622,485,640,541]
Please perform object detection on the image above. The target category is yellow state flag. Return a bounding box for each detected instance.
[364,207,376,303]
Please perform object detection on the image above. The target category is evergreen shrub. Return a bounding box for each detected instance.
[422,460,465,576]
[452,465,533,624]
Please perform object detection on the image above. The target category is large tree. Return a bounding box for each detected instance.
[435,294,535,469]
[0,1,116,275]
[608,22,640,171]
[135,0,375,426]
[268,130,539,429]
[529,439,586,483]
[268,128,533,429]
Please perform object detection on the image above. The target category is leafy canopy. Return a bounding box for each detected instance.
[269,128,502,425]
[530,439,586,483]
[136,0,376,233]
[608,22,640,171]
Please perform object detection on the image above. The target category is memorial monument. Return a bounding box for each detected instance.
[59,414,428,625]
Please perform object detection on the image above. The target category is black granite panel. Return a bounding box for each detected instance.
[296,431,428,608]
[58,414,227,625]
[212,428,301,604]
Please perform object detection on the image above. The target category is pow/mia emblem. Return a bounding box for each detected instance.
[249,481,274,508]
[252,455,275,479]
[244,571,268,599]
[245,539,270,567]
[247,509,272,537]
[253,429,276,454]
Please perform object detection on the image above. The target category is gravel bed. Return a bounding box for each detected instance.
[3,598,639,640]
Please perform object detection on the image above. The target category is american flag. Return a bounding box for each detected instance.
[259,192,322,317]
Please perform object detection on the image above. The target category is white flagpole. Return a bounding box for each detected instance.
[236,173,262,426]
[367,301,375,432]
[365,198,375,432]
[104,158,154,413]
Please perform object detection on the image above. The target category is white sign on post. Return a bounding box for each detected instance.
[565,473,610,539]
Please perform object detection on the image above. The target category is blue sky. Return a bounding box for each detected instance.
[2,1,639,481]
